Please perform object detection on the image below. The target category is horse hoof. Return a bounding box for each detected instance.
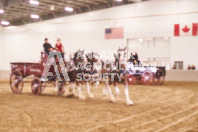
[114,92,120,97]
[88,94,94,98]
[73,93,78,96]
[53,89,58,93]
[79,95,86,100]
[110,96,116,103]
[127,100,134,106]
[110,100,116,103]
[115,89,120,97]
[93,85,98,89]
[102,89,108,96]
[53,90,57,95]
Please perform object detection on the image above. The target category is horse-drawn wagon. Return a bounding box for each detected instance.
[127,63,166,85]
[10,52,66,95]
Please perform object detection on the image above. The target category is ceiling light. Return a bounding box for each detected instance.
[129,0,142,2]
[139,38,144,42]
[31,14,39,19]
[1,21,10,25]
[29,0,39,5]
[115,0,122,1]
[0,9,4,14]
[65,7,73,12]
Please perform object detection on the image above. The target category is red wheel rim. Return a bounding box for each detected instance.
[141,71,153,85]
[10,70,23,94]
[127,75,135,85]
[136,75,143,84]
[31,78,42,95]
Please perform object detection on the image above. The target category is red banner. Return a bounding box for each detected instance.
[192,23,198,36]
[174,24,180,36]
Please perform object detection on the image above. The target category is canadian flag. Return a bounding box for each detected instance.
[174,23,198,36]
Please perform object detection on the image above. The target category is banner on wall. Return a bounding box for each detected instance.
[174,23,198,36]
[105,27,124,39]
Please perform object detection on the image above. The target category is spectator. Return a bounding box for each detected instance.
[173,65,176,69]
[187,65,191,70]
[191,65,196,70]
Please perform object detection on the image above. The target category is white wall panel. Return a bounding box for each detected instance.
[128,38,170,60]
[0,0,198,70]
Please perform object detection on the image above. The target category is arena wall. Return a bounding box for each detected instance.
[165,70,198,82]
[0,0,198,81]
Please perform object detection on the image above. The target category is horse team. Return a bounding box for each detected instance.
[50,47,133,106]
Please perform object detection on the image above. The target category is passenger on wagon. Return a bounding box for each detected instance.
[42,38,54,82]
[43,38,54,55]
[129,52,135,63]
[133,52,139,62]
[133,52,140,66]
[55,38,65,60]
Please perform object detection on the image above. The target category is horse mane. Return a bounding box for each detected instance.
[73,51,78,61]
[86,53,93,61]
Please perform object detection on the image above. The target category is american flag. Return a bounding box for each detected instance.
[105,27,124,39]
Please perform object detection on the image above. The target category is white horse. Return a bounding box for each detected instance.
[102,47,134,105]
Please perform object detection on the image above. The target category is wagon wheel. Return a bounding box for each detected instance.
[57,81,65,95]
[31,78,42,95]
[135,75,143,84]
[10,70,24,94]
[127,75,135,85]
[153,75,165,85]
[141,71,154,85]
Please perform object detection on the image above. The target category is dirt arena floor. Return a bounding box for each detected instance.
[0,81,198,132]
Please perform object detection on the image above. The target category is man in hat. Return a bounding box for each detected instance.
[43,38,54,55]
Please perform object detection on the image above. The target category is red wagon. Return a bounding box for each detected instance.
[10,52,66,95]
[127,66,166,85]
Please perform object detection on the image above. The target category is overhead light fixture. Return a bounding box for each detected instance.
[1,21,10,25]
[31,14,40,19]
[139,38,144,42]
[129,0,142,2]
[0,9,4,14]
[29,0,39,5]
[65,7,73,12]
[115,0,122,1]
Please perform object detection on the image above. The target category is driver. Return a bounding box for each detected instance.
[42,38,64,82]
[43,38,53,55]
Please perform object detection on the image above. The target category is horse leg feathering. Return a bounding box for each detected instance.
[105,82,115,103]
[124,77,133,105]
[76,82,85,100]
[86,82,94,98]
